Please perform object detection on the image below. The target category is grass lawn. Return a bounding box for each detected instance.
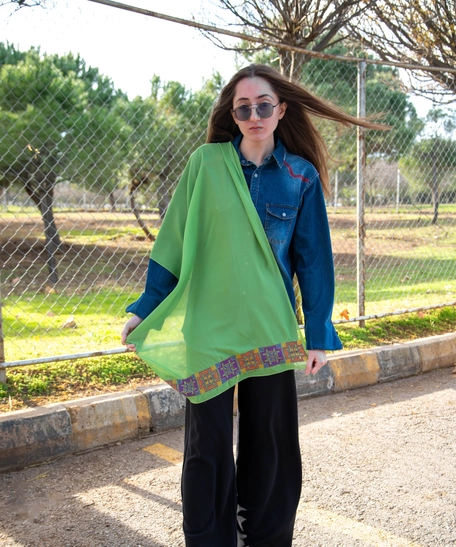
[1,205,455,412]
[1,305,455,413]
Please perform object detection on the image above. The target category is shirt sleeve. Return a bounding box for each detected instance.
[290,174,343,351]
[125,258,178,319]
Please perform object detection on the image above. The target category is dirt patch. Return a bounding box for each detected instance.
[0,211,159,287]
[2,209,455,290]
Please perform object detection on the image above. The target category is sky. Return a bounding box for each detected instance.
[1,0,239,98]
[1,0,438,117]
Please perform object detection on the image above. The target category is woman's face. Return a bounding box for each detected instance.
[231,76,287,149]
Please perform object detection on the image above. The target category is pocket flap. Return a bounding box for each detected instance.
[266,205,298,220]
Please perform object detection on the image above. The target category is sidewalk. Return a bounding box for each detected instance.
[1,332,455,474]
[0,365,455,546]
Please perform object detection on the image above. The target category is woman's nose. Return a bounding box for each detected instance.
[249,106,260,120]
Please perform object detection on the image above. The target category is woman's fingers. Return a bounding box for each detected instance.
[305,349,328,375]
[121,315,143,346]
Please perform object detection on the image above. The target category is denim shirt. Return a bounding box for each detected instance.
[127,135,342,351]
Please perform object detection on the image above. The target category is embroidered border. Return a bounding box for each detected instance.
[166,341,306,397]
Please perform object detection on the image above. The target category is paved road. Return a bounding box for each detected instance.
[1,368,455,547]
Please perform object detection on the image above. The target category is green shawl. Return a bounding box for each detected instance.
[127,142,307,403]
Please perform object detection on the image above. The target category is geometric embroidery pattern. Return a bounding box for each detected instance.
[283,340,307,362]
[177,375,199,396]
[238,349,262,372]
[216,356,241,383]
[197,366,222,392]
[165,340,306,398]
[259,344,285,367]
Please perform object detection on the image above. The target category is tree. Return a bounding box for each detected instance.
[350,0,456,98]
[0,45,127,281]
[63,103,131,211]
[250,42,422,171]
[0,42,25,66]
[203,0,375,80]
[300,48,423,207]
[49,52,130,211]
[298,44,422,164]
[399,108,456,224]
[119,74,221,235]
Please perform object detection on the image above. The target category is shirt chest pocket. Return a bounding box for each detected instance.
[265,204,298,245]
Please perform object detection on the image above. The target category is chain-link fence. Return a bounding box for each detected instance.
[1,2,455,368]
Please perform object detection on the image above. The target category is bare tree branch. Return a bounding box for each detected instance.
[0,0,53,9]
[201,0,376,79]
[350,0,456,97]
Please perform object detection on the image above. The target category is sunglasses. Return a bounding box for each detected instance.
[232,101,280,122]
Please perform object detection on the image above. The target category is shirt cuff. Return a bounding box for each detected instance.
[126,293,163,320]
[304,320,343,351]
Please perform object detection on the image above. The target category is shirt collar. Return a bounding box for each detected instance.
[232,134,286,168]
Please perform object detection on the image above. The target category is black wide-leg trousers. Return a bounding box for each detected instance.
[181,370,302,547]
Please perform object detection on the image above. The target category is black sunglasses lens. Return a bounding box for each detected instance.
[257,103,273,118]
[235,106,251,121]
[234,103,275,121]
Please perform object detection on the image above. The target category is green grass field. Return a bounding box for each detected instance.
[1,204,455,411]
[1,305,455,412]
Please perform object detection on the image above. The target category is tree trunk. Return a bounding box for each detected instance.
[157,179,172,219]
[278,49,307,81]
[38,194,59,284]
[108,190,116,212]
[24,176,61,284]
[157,162,174,219]
[431,175,439,225]
[129,187,155,242]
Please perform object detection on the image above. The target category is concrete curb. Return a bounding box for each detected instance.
[1,333,455,473]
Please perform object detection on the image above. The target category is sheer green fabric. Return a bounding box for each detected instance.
[127,143,307,403]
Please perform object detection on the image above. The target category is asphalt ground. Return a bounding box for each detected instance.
[0,367,455,547]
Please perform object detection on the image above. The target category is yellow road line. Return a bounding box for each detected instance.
[300,502,423,547]
[143,443,183,465]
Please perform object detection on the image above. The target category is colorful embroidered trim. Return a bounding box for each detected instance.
[165,341,306,397]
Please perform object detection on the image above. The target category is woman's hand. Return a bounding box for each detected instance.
[121,315,143,351]
[305,349,328,375]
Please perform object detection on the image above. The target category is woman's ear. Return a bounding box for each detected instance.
[279,102,287,119]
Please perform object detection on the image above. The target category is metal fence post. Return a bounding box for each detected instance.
[334,170,339,211]
[0,281,6,384]
[357,60,367,328]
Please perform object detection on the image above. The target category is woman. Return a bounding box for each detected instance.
[122,64,381,547]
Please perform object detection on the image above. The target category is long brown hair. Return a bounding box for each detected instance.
[206,64,385,196]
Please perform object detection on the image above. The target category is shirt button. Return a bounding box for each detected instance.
[254,173,258,177]
[282,213,287,217]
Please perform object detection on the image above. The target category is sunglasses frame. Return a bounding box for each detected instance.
[232,101,280,122]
